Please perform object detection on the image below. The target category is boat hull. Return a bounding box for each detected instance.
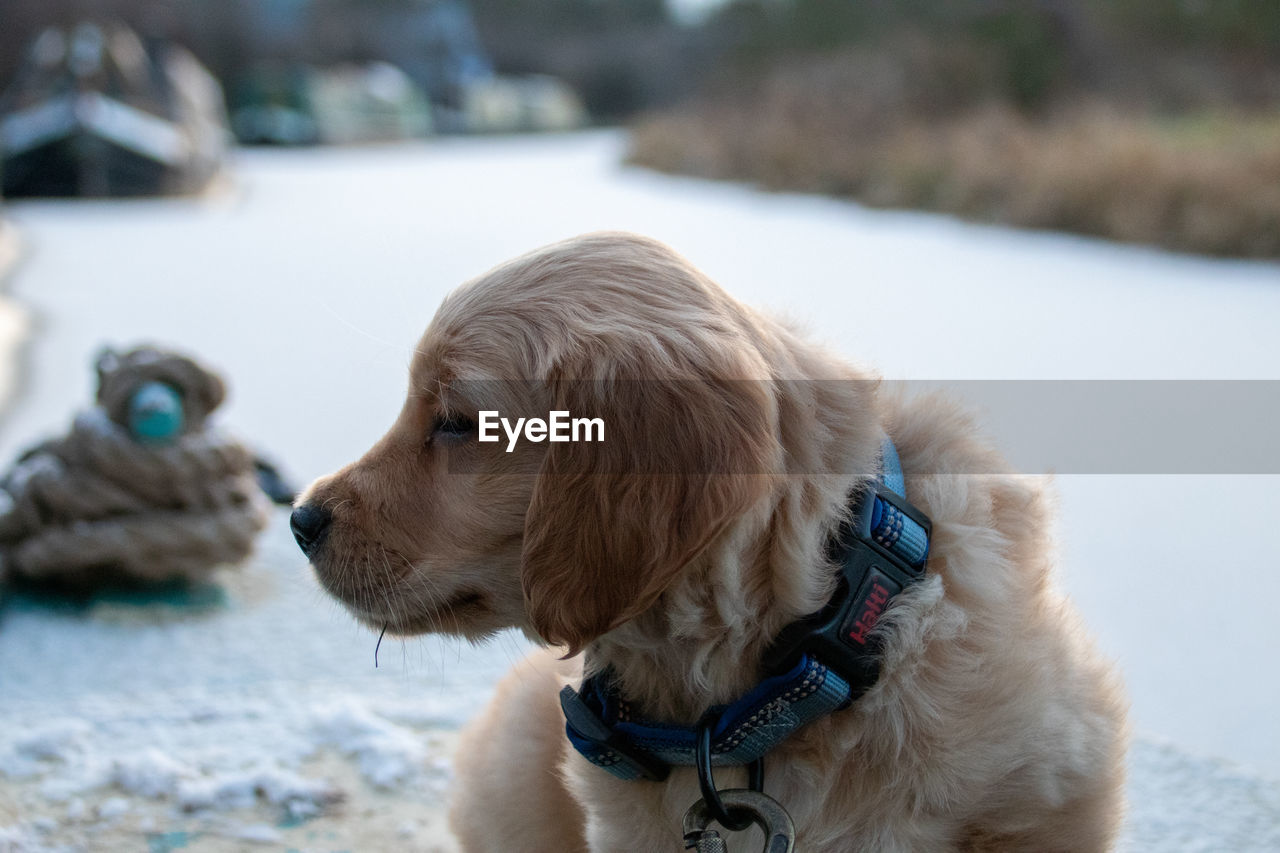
[0,25,228,198]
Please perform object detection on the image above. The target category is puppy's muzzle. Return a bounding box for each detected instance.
[290,503,332,558]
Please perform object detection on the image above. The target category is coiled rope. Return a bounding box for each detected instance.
[0,346,271,588]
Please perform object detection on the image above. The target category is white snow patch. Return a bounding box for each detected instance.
[2,454,60,497]
[0,699,348,820]
[311,698,427,789]
[221,823,283,845]
[1120,738,1280,852]
[108,748,188,798]
[175,764,340,815]
[0,824,46,853]
[96,797,129,820]
[0,720,91,778]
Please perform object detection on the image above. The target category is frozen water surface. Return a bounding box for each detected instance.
[0,131,1277,848]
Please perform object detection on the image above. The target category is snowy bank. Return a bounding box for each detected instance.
[1,521,1278,851]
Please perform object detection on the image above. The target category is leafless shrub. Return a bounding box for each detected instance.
[630,49,1280,258]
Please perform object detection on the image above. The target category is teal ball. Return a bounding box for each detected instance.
[128,381,185,444]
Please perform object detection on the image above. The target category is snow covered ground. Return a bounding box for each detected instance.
[0,131,1278,850]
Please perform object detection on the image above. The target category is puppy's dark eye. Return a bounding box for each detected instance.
[432,413,475,439]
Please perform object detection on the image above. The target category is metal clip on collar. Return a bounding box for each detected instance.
[694,711,763,832]
[685,717,796,853]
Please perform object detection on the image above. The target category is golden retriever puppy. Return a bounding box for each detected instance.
[294,232,1127,852]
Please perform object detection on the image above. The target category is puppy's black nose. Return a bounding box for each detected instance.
[290,504,331,557]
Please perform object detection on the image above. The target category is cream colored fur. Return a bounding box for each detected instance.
[300,232,1128,852]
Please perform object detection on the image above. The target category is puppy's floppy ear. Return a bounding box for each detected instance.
[521,355,776,654]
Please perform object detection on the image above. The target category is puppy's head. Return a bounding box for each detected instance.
[296,233,779,651]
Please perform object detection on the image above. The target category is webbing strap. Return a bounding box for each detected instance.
[561,435,928,781]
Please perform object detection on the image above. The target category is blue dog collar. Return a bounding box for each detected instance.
[561,435,931,781]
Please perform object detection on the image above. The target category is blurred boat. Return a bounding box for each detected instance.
[231,62,433,146]
[461,74,586,134]
[0,23,229,198]
[310,63,433,144]
[229,65,320,147]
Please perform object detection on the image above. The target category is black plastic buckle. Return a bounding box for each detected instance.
[762,483,930,699]
[560,684,671,782]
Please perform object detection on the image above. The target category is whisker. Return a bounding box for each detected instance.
[375,623,388,668]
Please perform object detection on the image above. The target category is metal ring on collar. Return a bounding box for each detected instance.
[695,711,765,833]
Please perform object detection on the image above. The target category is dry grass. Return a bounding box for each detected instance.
[628,56,1280,258]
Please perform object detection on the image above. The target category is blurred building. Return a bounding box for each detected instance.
[225,0,492,131]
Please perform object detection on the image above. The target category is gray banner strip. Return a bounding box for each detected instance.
[435,380,1280,474]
